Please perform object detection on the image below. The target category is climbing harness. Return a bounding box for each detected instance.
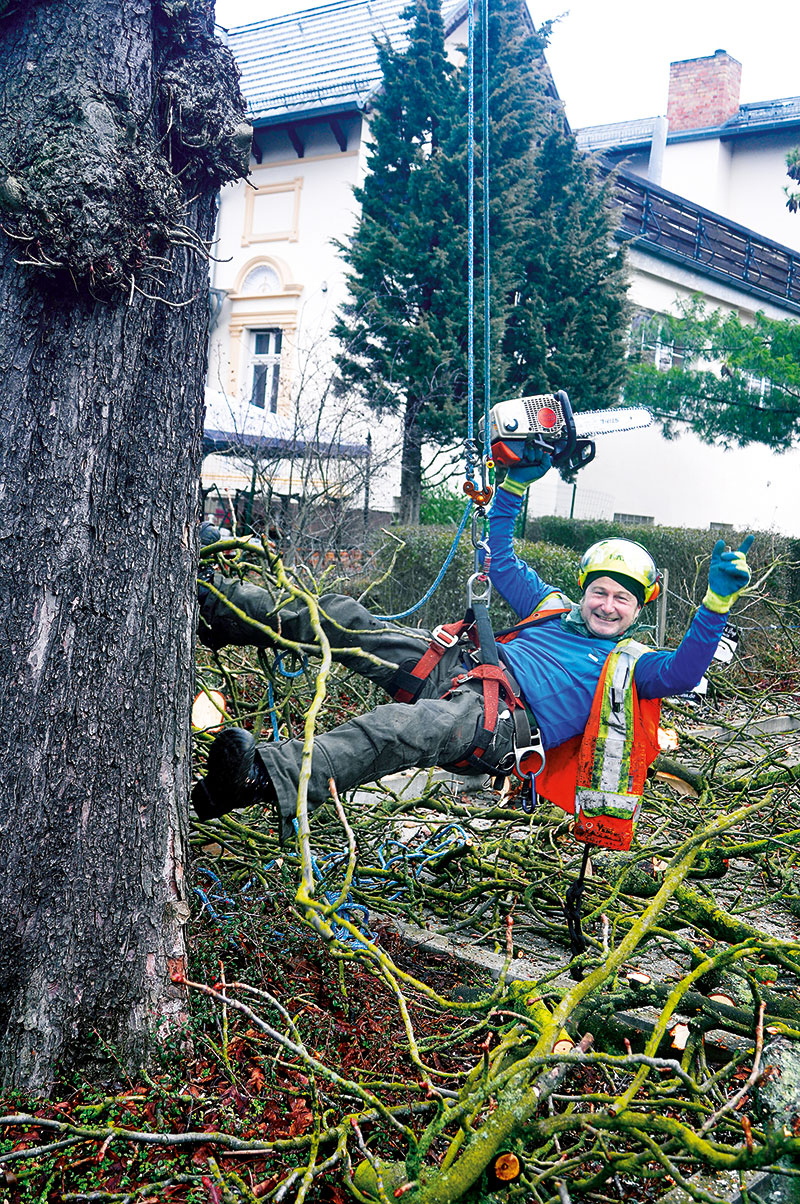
[388,573,549,782]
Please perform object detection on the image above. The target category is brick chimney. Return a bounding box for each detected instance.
[667,50,742,132]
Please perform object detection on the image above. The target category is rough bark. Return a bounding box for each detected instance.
[0,0,249,1092]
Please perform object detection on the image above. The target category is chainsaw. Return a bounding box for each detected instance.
[481,389,653,473]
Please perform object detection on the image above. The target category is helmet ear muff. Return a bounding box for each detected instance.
[644,575,662,605]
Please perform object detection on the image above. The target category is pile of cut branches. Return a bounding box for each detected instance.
[2,536,799,1204]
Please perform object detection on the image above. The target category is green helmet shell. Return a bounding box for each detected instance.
[578,538,661,604]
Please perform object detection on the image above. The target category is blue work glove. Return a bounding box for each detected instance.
[499,445,552,497]
[703,535,754,614]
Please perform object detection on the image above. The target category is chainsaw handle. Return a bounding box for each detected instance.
[548,391,597,471]
[547,389,575,466]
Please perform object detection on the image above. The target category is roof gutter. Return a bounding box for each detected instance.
[252,99,365,127]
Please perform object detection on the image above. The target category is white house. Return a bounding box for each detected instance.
[207,20,800,537]
[544,50,800,534]
[204,0,474,527]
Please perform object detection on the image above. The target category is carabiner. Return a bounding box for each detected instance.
[471,511,488,551]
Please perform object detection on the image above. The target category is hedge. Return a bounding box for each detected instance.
[361,526,580,631]
[528,515,800,629]
[356,518,799,668]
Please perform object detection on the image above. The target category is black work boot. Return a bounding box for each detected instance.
[192,727,294,843]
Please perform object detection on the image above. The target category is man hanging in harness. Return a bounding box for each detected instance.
[192,447,754,848]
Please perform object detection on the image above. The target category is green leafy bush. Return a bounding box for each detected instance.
[419,483,470,527]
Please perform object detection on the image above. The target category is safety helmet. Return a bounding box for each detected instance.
[578,538,661,605]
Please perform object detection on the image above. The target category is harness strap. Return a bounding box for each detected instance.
[496,604,571,643]
[470,600,500,666]
[388,595,555,776]
[389,618,473,704]
[390,592,571,705]
[444,662,523,771]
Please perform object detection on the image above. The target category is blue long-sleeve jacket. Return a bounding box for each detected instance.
[488,488,726,749]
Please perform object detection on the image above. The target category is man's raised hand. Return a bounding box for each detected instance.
[703,535,755,614]
[499,445,553,497]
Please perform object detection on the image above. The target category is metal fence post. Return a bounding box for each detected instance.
[657,566,669,646]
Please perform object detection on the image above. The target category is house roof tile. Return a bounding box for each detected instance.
[577,95,800,152]
[220,0,465,124]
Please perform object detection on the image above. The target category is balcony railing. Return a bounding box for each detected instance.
[611,169,800,312]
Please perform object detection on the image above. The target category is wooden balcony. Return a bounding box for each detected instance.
[610,168,800,315]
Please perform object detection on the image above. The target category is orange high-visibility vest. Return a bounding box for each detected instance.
[498,598,662,852]
[538,640,661,851]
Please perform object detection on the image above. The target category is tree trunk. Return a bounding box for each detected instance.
[0,0,248,1092]
[399,399,423,525]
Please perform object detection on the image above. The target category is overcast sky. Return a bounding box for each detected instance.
[213,0,799,130]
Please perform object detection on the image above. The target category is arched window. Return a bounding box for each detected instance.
[241,263,281,295]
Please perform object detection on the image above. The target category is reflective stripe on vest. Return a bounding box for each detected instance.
[573,638,654,851]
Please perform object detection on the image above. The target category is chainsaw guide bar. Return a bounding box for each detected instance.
[481,391,653,472]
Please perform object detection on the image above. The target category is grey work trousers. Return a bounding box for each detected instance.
[198,575,516,816]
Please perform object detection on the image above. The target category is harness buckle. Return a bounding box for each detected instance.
[432,624,460,650]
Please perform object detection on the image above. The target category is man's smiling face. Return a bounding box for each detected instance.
[579,576,641,638]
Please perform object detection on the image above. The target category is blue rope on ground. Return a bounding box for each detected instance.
[275,651,309,678]
[193,822,472,952]
[324,894,376,949]
[377,824,470,872]
[193,867,238,922]
[266,681,281,741]
[306,836,379,948]
[356,823,472,900]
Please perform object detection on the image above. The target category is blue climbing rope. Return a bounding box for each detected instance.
[375,500,473,621]
[266,680,281,742]
[275,650,309,679]
[193,826,472,953]
[464,0,476,486]
[480,0,493,487]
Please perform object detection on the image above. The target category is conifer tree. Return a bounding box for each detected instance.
[333,0,469,524]
[335,0,630,521]
[501,128,629,407]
